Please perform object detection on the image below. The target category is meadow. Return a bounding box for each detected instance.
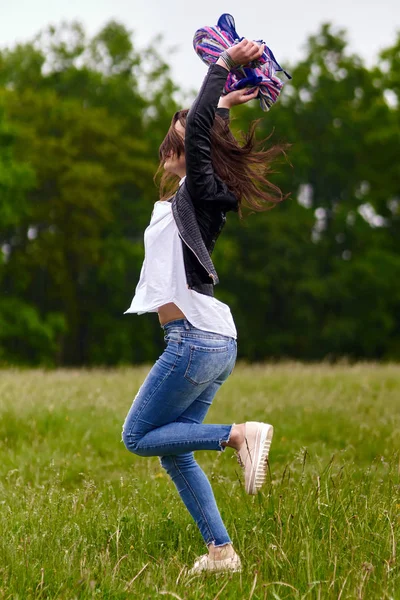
[0,364,399,599]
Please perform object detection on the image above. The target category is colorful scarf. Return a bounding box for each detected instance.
[193,13,291,111]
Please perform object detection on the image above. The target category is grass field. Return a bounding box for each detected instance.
[0,364,399,599]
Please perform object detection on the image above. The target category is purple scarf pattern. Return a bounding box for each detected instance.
[193,13,291,111]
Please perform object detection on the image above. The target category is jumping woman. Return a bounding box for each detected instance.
[122,39,286,574]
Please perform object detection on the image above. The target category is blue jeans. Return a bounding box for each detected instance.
[122,318,237,547]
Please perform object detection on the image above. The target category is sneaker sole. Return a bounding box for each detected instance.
[188,560,242,575]
[247,423,273,495]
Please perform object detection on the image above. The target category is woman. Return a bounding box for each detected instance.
[122,39,286,574]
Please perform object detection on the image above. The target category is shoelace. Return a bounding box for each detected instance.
[235,436,254,468]
[192,554,223,570]
[235,451,244,468]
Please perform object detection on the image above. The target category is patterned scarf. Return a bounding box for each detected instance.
[193,13,291,111]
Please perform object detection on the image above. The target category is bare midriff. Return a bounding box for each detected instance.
[158,302,186,326]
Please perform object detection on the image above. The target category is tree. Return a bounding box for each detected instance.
[219,24,400,360]
[0,21,399,364]
[0,21,179,364]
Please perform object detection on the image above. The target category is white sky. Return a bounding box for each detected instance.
[1,0,399,93]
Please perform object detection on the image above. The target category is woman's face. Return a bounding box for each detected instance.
[163,120,186,177]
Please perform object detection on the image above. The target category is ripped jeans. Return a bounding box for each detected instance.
[122,318,237,547]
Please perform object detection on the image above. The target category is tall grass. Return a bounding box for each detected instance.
[0,364,399,599]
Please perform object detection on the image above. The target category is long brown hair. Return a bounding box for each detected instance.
[155,109,289,217]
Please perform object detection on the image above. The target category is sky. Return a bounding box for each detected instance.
[1,0,399,93]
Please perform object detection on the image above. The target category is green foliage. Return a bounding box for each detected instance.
[0,366,399,598]
[0,298,66,365]
[0,103,35,229]
[223,23,400,362]
[0,20,399,364]
[0,21,179,365]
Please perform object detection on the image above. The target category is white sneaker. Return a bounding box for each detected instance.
[236,421,273,494]
[187,551,242,575]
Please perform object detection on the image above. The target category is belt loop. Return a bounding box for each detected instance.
[184,319,190,330]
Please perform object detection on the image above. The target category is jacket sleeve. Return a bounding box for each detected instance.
[185,63,238,210]
[216,107,230,122]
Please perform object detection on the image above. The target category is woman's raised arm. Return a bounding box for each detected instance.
[185,40,264,205]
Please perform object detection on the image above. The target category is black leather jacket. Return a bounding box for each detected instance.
[170,63,239,297]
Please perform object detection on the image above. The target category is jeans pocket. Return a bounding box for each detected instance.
[184,344,230,386]
[163,330,182,344]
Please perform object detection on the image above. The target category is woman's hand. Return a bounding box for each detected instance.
[217,87,259,109]
[228,38,264,66]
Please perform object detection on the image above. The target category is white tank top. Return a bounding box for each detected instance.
[124,198,237,339]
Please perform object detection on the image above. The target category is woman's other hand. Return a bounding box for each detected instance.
[217,87,259,109]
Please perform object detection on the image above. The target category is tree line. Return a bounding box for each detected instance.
[0,21,399,365]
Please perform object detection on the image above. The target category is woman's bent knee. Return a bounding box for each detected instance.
[122,428,142,455]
